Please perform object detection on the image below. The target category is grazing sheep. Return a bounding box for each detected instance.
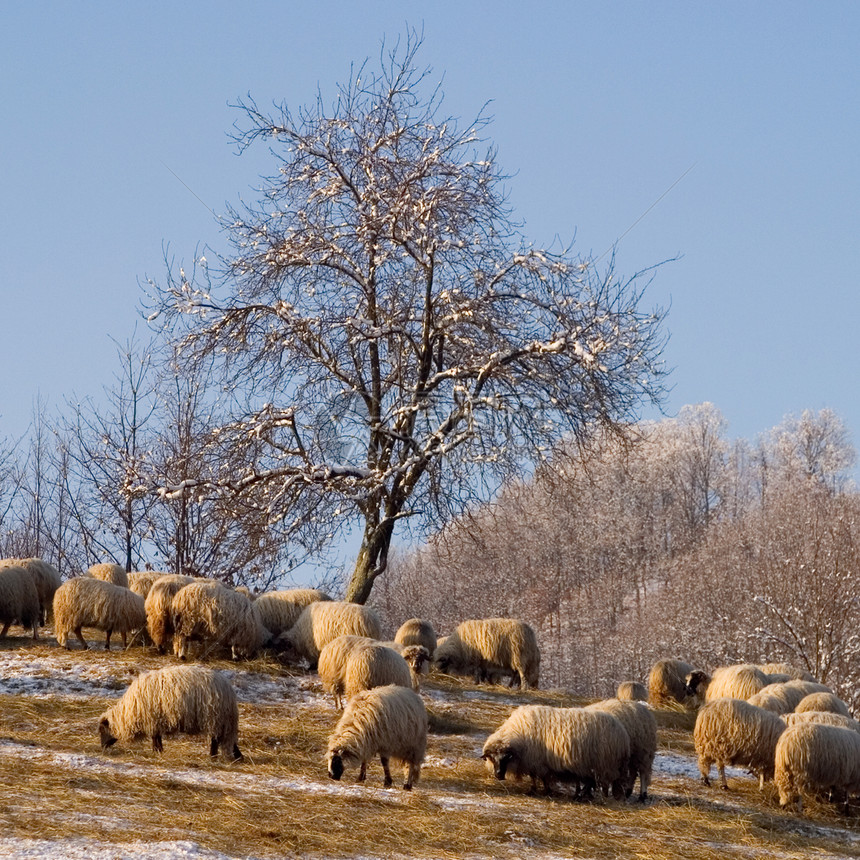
[172,581,269,660]
[318,635,378,708]
[0,564,40,639]
[252,588,331,640]
[616,681,648,702]
[433,618,540,690]
[748,680,832,714]
[686,664,769,703]
[53,577,145,650]
[276,601,381,669]
[785,711,860,734]
[128,571,168,600]
[1,558,61,625]
[693,697,786,790]
[394,618,437,657]
[87,563,129,589]
[757,662,817,683]
[327,684,427,790]
[99,664,242,761]
[482,705,630,799]
[795,692,851,717]
[775,721,860,812]
[587,698,657,800]
[344,643,414,702]
[144,574,196,653]
[647,659,695,707]
[381,642,431,689]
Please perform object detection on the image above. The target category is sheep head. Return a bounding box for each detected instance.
[98,717,117,750]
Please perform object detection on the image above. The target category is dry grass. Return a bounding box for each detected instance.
[2,638,860,858]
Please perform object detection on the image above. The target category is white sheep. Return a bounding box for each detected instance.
[344,642,414,701]
[747,680,832,715]
[275,601,381,669]
[252,588,331,639]
[327,684,427,790]
[693,697,786,790]
[0,564,40,639]
[1,557,61,625]
[128,571,169,600]
[433,618,540,689]
[87,563,129,589]
[757,662,817,683]
[318,635,378,708]
[172,580,268,660]
[794,691,851,717]
[686,664,769,703]
[616,681,648,702]
[99,664,242,761]
[53,577,145,650]
[647,659,695,707]
[380,641,431,688]
[482,705,630,799]
[784,711,860,734]
[775,721,860,812]
[143,574,196,653]
[393,618,437,657]
[587,698,657,801]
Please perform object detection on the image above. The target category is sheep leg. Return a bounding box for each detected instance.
[718,764,728,790]
[210,738,219,757]
[104,629,112,651]
[357,761,367,782]
[231,744,243,763]
[74,627,88,650]
[0,622,9,638]
[381,756,393,788]
[152,734,164,753]
[698,757,711,787]
[403,761,418,791]
[121,631,128,649]
[31,621,39,640]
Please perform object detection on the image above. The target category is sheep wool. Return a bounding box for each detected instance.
[784,711,860,734]
[694,697,786,789]
[144,575,197,653]
[53,576,145,650]
[775,721,860,812]
[647,659,695,707]
[0,564,40,639]
[99,664,242,761]
[757,662,817,683]
[687,664,770,703]
[1,557,61,624]
[277,601,381,669]
[318,635,378,708]
[344,643,414,701]
[587,698,657,800]
[794,691,850,717]
[482,705,630,798]
[128,571,169,600]
[393,618,437,657]
[87,563,129,589]
[433,618,540,689]
[327,684,427,790]
[172,581,268,660]
[252,588,331,639]
[616,681,648,702]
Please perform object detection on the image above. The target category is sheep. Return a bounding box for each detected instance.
[252,588,331,640]
[128,571,168,600]
[53,577,146,650]
[616,681,648,702]
[394,618,437,657]
[686,664,769,703]
[1,557,61,625]
[748,680,832,714]
[172,580,269,660]
[0,564,40,639]
[318,635,378,708]
[433,618,540,690]
[381,642,432,688]
[647,659,695,707]
[344,642,414,702]
[327,684,427,790]
[99,664,242,761]
[233,585,256,601]
[795,691,851,717]
[481,705,630,799]
[775,721,860,812]
[785,711,860,734]
[757,662,817,683]
[87,563,129,589]
[693,697,786,790]
[275,601,381,669]
[587,698,657,801]
[144,574,196,653]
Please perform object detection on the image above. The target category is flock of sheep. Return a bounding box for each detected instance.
[0,557,856,814]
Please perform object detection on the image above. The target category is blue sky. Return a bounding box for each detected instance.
[2,1,858,457]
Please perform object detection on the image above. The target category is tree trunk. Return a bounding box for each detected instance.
[344,517,396,604]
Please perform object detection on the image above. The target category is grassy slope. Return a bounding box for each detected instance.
[0,633,859,859]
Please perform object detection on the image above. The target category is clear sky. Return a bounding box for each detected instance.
[2,1,858,456]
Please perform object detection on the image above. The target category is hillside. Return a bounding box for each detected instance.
[1,633,859,859]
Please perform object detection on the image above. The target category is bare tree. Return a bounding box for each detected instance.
[147,33,668,602]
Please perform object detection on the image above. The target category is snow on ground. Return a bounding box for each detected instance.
[0,838,267,860]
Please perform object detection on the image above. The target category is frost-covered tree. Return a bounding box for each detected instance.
[147,34,668,602]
